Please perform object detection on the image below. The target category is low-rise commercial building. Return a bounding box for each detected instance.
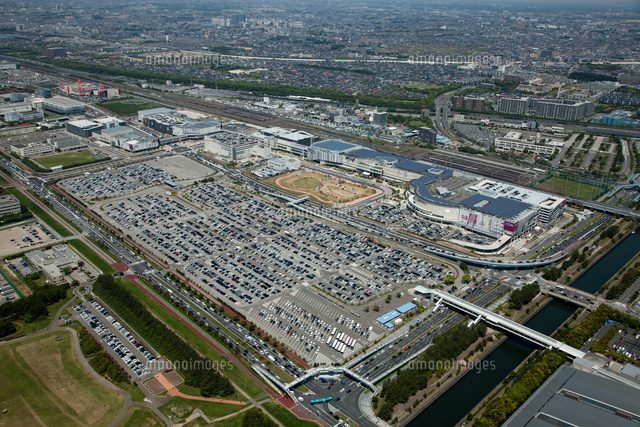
[10,141,54,157]
[494,131,560,155]
[0,194,21,217]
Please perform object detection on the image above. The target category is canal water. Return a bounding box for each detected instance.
[408,229,640,427]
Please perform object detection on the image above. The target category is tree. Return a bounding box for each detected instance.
[396,292,402,298]
[444,275,455,285]
[373,305,380,312]
[462,274,471,283]
[242,408,276,427]
[364,306,370,312]
[459,261,469,273]
[385,295,392,303]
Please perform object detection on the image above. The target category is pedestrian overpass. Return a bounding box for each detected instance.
[285,367,377,393]
[415,287,586,359]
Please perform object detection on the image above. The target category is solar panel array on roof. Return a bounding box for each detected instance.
[312,139,360,152]
[396,160,453,178]
[460,193,531,218]
[412,176,458,206]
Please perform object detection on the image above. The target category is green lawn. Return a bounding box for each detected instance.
[4,188,75,237]
[159,397,243,424]
[120,381,147,403]
[537,176,605,200]
[37,150,106,169]
[210,410,246,427]
[262,401,319,427]
[116,277,265,398]
[68,238,116,275]
[0,330,124,426]
[98,98,163,116]
[115,406,164,427]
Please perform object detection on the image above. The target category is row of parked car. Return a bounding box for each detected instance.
[74,300,155,378]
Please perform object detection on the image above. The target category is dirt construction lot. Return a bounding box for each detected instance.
[274,170,376,205]
[0,330,124,427]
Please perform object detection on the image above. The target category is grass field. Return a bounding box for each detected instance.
[0,330,124,426]
[98,98,163,116]
[116,277,264,397]
[262,401,319,427]
[36,150,104,169]
[268,170,376,206]
[536,176,606,200]
[4,188,75,237]
[210,410,246,427]
[160,397,242,424]
[115,406,164,427]
[68,238,116,275]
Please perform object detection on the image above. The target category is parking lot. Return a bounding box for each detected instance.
[0,221,57,257]
[89,174,457,360]
[59,155,213,200]
[402,218,456,241]
[73,298,158,379]
[247,287,382,364]
[611,329,640,361]
[358,203,406,225]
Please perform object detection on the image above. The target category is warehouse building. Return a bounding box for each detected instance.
[48,133,88,151]
[42,96,85,114]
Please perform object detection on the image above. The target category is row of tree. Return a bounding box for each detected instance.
[508,283,540,310]
[473,351,565,427]
[89,351,130,384]
[376,322,487,420]
[92,275,235,397]
[606,264,640,300]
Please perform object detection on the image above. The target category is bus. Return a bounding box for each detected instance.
[331,327,337,336]
[348,337,353,347]
[311,397,333,404]
[326,336,333,345]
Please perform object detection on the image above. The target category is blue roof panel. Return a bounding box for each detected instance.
[396,302,417,314]
[376,310,401,324]
[460,193,531,218]
[312,139,360,152]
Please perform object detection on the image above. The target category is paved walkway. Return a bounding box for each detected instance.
[155,373,247,405]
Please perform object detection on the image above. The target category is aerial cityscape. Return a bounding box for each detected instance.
[1,0,640,426]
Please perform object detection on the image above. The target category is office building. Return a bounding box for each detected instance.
[0,194,21,217]
[371,111,388,126]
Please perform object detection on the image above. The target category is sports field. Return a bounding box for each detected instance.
[36,150,102,169]
[0,330,124,426]
[536,176,605,200]
[272,170,377,206]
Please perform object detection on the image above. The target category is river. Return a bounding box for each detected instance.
[407,229,640,427]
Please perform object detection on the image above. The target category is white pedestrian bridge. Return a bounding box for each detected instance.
[415,286,586,360]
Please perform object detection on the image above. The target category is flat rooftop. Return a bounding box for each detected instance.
[505,366,640,427]
[311,139,360,153]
